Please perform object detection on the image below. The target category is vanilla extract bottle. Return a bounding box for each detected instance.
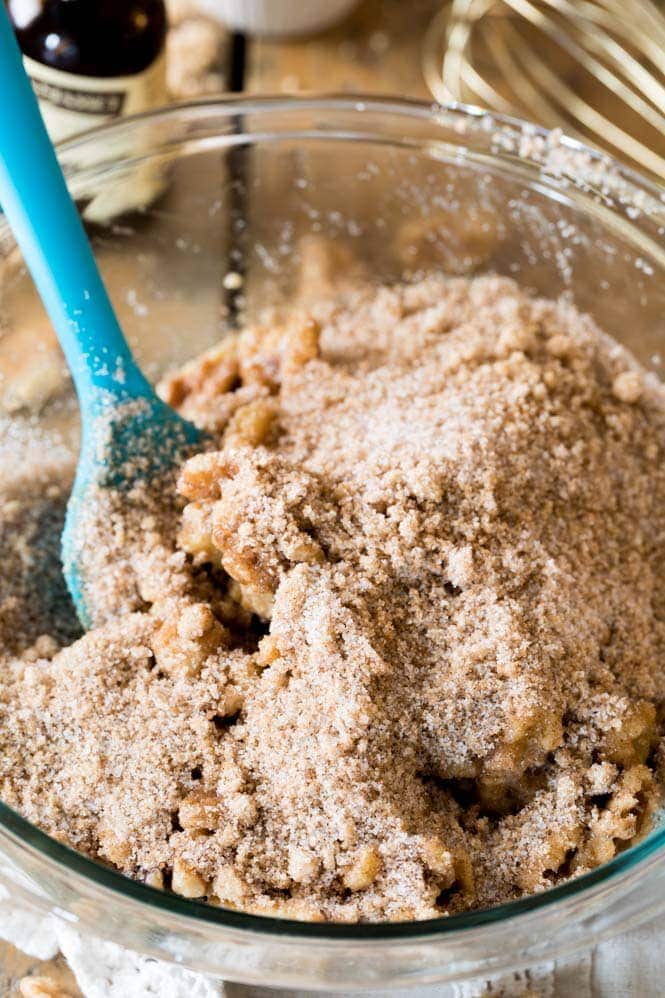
[7,0,168,143]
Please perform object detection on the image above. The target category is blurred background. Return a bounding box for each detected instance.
[166,0,665,183]
[8,0,665,183]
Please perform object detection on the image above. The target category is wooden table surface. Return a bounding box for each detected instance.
[168,0,439,101]
[246,0,437,97]
[4,3,440,994]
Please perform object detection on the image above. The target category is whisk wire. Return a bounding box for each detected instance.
[500,0,665,132]
[505,21,665,178]
[424,0,665,181]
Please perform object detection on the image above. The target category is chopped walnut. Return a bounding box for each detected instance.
[288,846,321,884]
[172,858,210,898]
[282,318,321,376]
[153,602,228,677]
[178,452,237,500]
[612,370,643,404]
[343,845,382,891]
[97,830,132,868]
[224,398,278,448]
[422,837,456,883]
[158,338,239,410]
[579,765,654,868]
[178,501,221,566]
[144,868,164,889]
[603,701,657,767]
[179,790,224,833]
[18,978,76,998]
[256,634,281,667]
[212,865,247,905]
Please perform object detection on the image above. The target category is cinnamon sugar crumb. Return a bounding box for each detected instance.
[1,274,664,922]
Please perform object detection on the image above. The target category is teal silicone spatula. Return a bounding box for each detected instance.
[0,9,204,628]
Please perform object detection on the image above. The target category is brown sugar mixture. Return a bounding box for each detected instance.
[1,273,665,922]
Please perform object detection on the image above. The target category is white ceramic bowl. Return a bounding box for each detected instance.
[195,0,359,36]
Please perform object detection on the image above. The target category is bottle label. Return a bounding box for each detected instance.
[23,53,167,143]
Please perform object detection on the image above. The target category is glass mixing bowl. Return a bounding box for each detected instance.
[0,97,664,991]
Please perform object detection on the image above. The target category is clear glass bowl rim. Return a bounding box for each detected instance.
[2,93,664,944]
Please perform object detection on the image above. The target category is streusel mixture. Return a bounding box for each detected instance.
[1,274,664,921]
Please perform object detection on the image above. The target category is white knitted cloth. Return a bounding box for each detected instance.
[1,896,663,997]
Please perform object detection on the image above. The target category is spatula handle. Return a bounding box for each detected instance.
[0,7,151,406]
